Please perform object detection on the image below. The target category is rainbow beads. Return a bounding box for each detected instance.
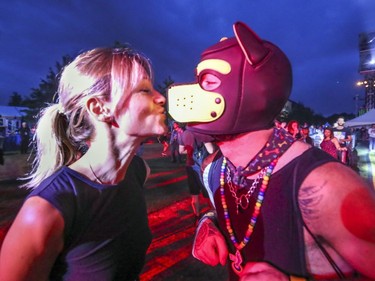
[220,157,278,251]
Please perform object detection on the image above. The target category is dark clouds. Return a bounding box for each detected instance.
[1,0,375,116]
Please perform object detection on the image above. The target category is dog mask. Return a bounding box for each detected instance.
[168,21,292,135]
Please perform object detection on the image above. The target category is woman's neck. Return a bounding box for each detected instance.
[70,128,143,185]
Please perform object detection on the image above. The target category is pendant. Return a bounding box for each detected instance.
[239,194,249,210]
[229,249,243,274]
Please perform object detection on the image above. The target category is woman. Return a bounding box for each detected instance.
[286,120,301,139]
[0,47,167,280]
[320,127,346,159]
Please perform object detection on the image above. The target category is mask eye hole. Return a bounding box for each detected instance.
[199,73,221,91]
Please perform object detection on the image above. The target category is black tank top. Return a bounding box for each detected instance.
[206,147,337,279]
[28,156,151,281]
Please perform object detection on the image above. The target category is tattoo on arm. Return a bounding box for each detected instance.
[299,182,325,221]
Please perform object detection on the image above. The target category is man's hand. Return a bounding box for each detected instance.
[192,218,228,266]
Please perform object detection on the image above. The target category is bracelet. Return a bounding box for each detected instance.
[192,210,218,260]
[196,210,217,229]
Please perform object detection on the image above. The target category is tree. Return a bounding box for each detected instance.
[21,55,72,122]
[283,100,356,127]
[156,76,175,127]
[156,76,174,97]
[8,92,24,106]
[326,113,356,126]
[287,101,319,125]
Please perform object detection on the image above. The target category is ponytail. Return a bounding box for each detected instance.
[21,104,80,189]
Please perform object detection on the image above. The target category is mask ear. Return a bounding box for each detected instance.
[233,21,269,66]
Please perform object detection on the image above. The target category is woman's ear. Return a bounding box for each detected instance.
[86,97,112,122]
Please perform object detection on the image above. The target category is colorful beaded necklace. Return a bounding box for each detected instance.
[218,128,295,275]
[220,157,278,274]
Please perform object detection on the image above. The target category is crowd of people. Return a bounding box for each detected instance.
[274,117,358,167]
[0,21,374,281]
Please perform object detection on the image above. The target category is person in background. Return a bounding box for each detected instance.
[360,126,367,143]
[168,21,375,280]
[332,117,351,144]
[0,47,167,281]
[158,132,170,157]
[19,121,31,154]
[0,126,5,165]
[169,121,184,163]
[368,124,375,151]
[286,120,301,139]
[333,116,352,164]
[300,124,313,145]
[179,129,216,221]
[274,118,285,131]
[320,127,346,159]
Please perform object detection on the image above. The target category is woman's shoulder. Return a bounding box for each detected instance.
[27,166,95,203]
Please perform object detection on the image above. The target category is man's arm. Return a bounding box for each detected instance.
[192,212,228,266]
[300,162,375,279]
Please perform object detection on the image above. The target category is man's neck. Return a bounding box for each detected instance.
[218,128,273,168]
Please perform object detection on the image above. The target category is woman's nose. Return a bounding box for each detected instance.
[154,90,166,105]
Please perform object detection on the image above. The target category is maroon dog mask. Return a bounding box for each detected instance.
[168,21,292,136]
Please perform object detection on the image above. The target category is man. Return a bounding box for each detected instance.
[169,122,183,163]
[333,117,352,164]
[300,124,313,145]
[0,126,5,165]
[368,124,375,151]
[274,118,285,131]
[168,22,375,280]
[19,121,31,154]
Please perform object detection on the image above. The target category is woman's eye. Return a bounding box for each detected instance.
[140,89,151,94]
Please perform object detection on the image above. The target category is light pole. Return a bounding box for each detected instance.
[356,78,375,112]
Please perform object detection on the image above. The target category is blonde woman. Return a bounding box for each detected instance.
[0,47,167,281]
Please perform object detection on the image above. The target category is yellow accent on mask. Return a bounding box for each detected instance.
[168,84,225,123]
[196,59,231,75]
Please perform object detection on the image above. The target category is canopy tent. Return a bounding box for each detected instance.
[345,109,375,127]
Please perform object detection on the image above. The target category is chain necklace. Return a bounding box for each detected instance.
[226,165,266,214]
[230,128,295,188]
[220,156,278,275]
[89,164,104,184]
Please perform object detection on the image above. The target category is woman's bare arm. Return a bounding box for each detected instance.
[0,196,64,281]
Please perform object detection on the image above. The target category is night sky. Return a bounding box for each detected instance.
[1,0,375,116]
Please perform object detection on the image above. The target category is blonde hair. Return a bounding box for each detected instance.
[22,47,153,189]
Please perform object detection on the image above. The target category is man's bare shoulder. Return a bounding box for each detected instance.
[275,140,310,171]
[298,161,369,219]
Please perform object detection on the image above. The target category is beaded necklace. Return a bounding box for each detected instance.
[220,156,279,274]
[217,128,294,275]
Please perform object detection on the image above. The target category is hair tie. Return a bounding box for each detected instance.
[56,103,67,117]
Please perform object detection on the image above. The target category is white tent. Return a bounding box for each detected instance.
[345,109,375,127]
